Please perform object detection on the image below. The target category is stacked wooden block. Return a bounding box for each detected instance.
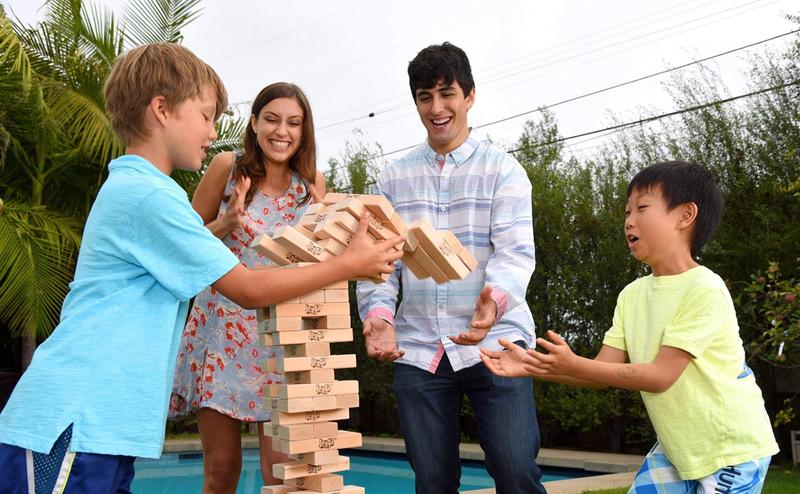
[258,275,364,494]
[251,193,479,493]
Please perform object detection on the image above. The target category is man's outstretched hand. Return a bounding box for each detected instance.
[363,317,404,362]
[449,285,497,345]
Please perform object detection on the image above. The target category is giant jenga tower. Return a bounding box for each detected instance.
[254,193,478,494]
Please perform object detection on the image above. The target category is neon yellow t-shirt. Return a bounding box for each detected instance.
[603,266,779,479]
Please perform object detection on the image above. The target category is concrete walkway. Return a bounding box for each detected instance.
[163,436,642,494]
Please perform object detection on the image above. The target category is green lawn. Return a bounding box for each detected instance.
[582,465,799,494]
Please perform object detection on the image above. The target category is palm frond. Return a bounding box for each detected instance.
[79,1,124,64]
[123,0,202,46]
[0,10,34,84]
[0,199,80,337]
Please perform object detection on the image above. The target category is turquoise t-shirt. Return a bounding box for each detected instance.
[603,266,779,479]
[0,155,239,458]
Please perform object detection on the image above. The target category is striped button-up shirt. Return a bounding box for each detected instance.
[356,134,536,373]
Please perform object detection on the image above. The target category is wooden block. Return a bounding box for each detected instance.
[317,237,347,256]
[314,215,355,244]
[251,235,304,265]
[265,380,359,399]
[299,290,325,303]
[323,289,349,303]
[284,369,336,384]
[283,342,331,357]
[411,221,470,280]
[311,315,351,329]
[358,195,395,221]
[293,222,319,241]
[267,303,350,318]
[273,456,349,480]
[298,212,328,231]
[277,354,357,372]
[403,227,420,252]
[257,315,307,333]
[335,393,360,409]
[385,212,407,235]
[260,328,354,346]
[409,238,449,283]
[272,226,331,263]
[320,192,362,205]
[330,211,360,234]
[305,202,327,215]
[261,486,294,494]
[402,252,431,280]
[285,473,344,492]
[328,198,367,221]
[441,230,479,271]
[266,421,338,441]
[272,407,349,426]
[277,430,362,455]
[293,487,363,494]
[266,394,338,413]
[324,280,349,290]
[290,449,341,465]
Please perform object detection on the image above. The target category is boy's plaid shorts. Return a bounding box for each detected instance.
[629,441,770,493]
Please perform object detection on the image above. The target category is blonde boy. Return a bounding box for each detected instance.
[481,161,779,493]
[0,43,402,492]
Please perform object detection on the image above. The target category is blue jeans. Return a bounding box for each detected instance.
[394,346,546,494]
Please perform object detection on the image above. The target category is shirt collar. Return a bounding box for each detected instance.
[108,154,179,185]
[423,130,480,169]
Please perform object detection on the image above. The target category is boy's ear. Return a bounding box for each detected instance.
[149,95,170,127]
[678,202,698,229]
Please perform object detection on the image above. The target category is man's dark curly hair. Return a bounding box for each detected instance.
[408,42,475,102]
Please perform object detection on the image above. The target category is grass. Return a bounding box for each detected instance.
[581,465,799,494]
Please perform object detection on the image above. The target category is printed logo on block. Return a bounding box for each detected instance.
[315,383,332,395]
[272,423,278,436]
[306,465,322,474]
[305,411,321,421]
[318,437,336,449]
[306,241,323,256]
[304,304,322,315]
[308,329,326,341]
[286,253,302,263]
[438,240,455,256]
[310,357,328,368]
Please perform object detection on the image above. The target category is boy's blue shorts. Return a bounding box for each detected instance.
[629,441,770,494]
[0,425,135,494]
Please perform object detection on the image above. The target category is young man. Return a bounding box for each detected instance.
[481,161,779,493]
[0,43,403,493]
[356,42,546,494]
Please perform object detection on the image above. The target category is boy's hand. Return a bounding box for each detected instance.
[449,286,496,345]
[340,213,404,279]
[480,338,536,377]
[363,317,404,361]
[222,175,250,229]
[526,330,579,376]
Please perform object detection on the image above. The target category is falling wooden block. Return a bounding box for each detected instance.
[403,227,420,253]
[260,328,354,346]
[385,212,407,235]
[272,407,349,426]
[317,237,347,256]
[329,211,360,235]
[402,251,431,280]
[289,449,341,465]
[276,430,362,455]
[285,473,344,492]
[284,369,336,385]
[273,456,350,480]
[321,193,395,220]
[293,223,319,241]
[330,199,392,240]
[277,354,357,372]
[407,232,448,283]
[273,226,331,263]
[265,380,359,400]
[441,230,479,271]
[305,202,327,215]
[411,221,470,280]
[267,303,350,318]
[251,235,304,265]
[313,219,353,246]
[298,212,330,231]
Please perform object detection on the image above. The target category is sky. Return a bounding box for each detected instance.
[4,0,799,171]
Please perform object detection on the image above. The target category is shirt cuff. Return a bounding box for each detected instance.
[365,308,395,327]
[489,287,508,320]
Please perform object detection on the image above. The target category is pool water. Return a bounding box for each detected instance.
[131,449,589,493]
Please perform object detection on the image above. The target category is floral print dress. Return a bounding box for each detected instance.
[170,160,309,421]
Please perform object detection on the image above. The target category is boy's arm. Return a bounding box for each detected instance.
[526,331,692,393]
[215,215,403,308]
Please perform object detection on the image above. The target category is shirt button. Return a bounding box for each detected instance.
[438,304,445,310]
[440,206,447,212]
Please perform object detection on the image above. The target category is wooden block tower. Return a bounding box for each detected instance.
[254,193,478,494]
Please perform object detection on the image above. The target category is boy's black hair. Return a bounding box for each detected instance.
[627,160,724,258]
[408,42,474,102]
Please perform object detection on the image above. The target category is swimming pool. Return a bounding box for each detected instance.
[131,449,593,493]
